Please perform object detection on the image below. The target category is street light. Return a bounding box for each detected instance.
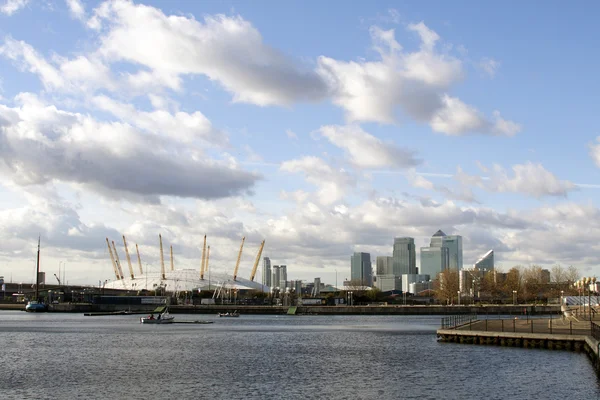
[512,290,517,305]
[457,291,461,306]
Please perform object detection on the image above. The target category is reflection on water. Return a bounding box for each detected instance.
[0,311,598,400]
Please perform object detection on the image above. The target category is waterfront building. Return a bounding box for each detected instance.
[375,274,401,292]
[429,230,463,270]
[409,281,433,295]
[473,250,494,271]
[351,252,373,286]
[263,257,272,287]
[393,237,416,275]
[376,256,393,275]
[420,246,449,278]
[402,274,430,294]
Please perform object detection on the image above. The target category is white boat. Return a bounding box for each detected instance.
[219,311,240,318]
[25,237,47,313]
[140,307,174,324]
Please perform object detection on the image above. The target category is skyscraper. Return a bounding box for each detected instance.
[263,257,272,287]
[429,230,463,270]
[279,265,287,289]
[473,250,493,271]
[376,256,393,275]
[393,237,416,275]
[351,252,372,286]
[272,265,280,289]
[420,246,449,277]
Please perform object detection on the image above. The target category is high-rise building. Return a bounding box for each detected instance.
[429,230,463,270]
[272,265,281,289]
[393,238,416,275]
[263,257,272,287]
[473,250,493,271]
[420,246,449,277]
[279,265,287,289]
[376,256,393,275]
[351,252,372,286]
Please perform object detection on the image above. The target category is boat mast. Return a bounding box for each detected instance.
[35,235,40,301]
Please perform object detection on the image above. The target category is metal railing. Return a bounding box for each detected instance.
[591,322,600,341]
[441,314,477,329]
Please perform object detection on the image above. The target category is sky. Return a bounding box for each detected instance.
[1,0,600,286]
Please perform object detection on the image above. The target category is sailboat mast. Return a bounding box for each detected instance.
[35,236,40,301]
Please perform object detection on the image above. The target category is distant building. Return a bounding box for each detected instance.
[402,274,430,293]
[474,250,494,271]
[280,265,287,289]
[393,237,416,275]
[420,246,449,278]
[272,266,281,289]
[375,275,401,292]
[376,256,393,275]
[410,281,434,295]
[429,230,463,270]
[541,269,551,284]
[351,252,373,286]
[263,257,272,287]
[313,277,321,297]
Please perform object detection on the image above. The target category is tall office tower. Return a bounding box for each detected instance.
[295,280,303,295]
[429,230,463,270]
[473,250,494,271]
[393,238,416,275]
[376,256,393,275]
[313,277,321,296]
[272,265,281,288]
[263,257,272,287]
[279,265,288,289]
[420,246,449,277]
[351,252,373,286]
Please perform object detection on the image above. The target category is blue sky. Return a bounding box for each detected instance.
[1,0,600,285]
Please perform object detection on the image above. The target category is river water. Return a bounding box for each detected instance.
[1,311,599,399]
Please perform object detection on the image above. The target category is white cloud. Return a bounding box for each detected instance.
[479,57,500,78]
[318,124,420,169]
[488,163,576,198]
[65,0,85,20]
[0,0,28,15]
[280,156,354,205]
[430,95,521,136]
[286,129,297,140]
[89,1,327,106]
[0,93,260,200]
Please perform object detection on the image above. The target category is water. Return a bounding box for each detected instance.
[1,311,599,399]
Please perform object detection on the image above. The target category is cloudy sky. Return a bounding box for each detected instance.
[1,0,599,286]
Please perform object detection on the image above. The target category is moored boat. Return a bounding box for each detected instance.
[218,311,240,318]
[140,306,174,324]
[25,237,47,313]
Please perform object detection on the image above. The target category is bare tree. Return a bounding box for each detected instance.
[551,265,566,283]
[434,269,459,305]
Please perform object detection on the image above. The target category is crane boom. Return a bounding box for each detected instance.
[159,234,166,280]
[122,235,135,279]
[249,240,266,282]
[135,243,143,275]
[106,238,120,280]
[200,235,207,280]
[170,245,174,271]
[232,236,245,281]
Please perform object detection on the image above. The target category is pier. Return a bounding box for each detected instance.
[437,311,600,375]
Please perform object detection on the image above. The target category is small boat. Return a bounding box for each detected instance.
[26,237,48,313]
[140,306,174,324]
[219,311,240,318]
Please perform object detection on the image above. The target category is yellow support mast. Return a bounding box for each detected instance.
[170,245,174,271]
[135,243,143,275]
[122,235,135,279]
[200,235,207,280]
[250,240,266,282]
[206,245,210,276]
[111,240,127,288]
[232,236,245,281]
[159,234,166,281]
[106,238,120,281]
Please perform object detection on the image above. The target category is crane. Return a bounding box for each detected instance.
[135,243,143,275]
[170,245,174,271]
[122,235,135,279]
[159,234,166,280]
[200,235,207,280]
[106,238,120,281]
[232,236,245,281]
[249,240,266,282]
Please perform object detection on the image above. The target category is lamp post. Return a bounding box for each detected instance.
[457,291,461,306]
[513,290,517,305]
